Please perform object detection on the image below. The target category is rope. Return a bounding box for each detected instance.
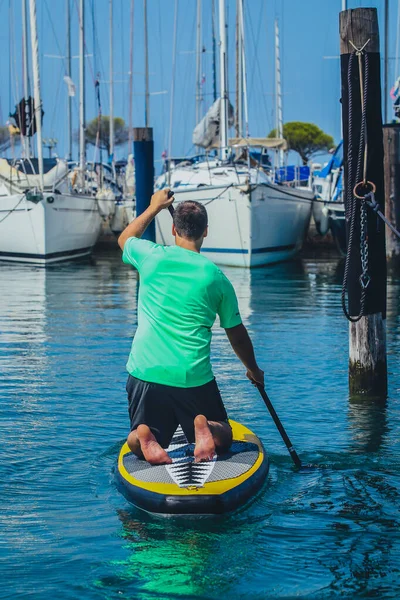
[203,183,234,206]
[0,196,25,224]
[341,44,370,322]
[365,192,400,239]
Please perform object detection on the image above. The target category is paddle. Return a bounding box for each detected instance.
[167,190,175,216]
[165,190,302,469]
[256,384,302,469]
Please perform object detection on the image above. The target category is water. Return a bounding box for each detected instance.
[1,249,399,599]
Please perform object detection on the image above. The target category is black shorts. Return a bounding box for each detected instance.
[126,375,229,448]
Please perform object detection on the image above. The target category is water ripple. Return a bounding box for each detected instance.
[0,251,399,599]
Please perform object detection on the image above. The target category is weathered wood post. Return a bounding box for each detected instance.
[133,127,155,242]
[383,124,400,265]
[339,8,387,398]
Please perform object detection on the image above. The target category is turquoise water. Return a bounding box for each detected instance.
[1,249,399,599]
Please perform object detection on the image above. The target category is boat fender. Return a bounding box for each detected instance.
[47,196,54,204]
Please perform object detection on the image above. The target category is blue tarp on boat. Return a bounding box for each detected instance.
[317,141,343,178]
[333,170,343,201]
[275,165,310,183]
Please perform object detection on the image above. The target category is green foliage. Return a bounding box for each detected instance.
[268,122,334,165]
[83,116,129,154]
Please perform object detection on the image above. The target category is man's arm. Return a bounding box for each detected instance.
[225,323,264,386]
[118,189,173,250]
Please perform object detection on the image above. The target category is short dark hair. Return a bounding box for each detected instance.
[173,200,208,240]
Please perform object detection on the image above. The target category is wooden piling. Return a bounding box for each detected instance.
[383,124,400,265]
[133,127,155,242]
[339,8,387,398]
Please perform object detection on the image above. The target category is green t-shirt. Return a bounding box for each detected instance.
[122,237,242,388]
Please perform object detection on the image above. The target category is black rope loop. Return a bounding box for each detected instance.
[341,50,370,323]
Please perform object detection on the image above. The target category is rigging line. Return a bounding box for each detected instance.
[247,0,263,107]
[49,62,65,135]
[72,0,96,87]
[120,0,126,122]
[365,191,400,239]
[181,6,197,154]
[246,1,270,133]
[43,0,67,73]
[0,196,24,224]
[203,183,234,205]
[91,0,97,76]
[89,0,109,113]
[168,0,178,168]
[157,0,168,149]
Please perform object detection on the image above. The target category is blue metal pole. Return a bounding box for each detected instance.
[133,127,155,242]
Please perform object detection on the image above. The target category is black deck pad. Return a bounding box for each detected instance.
[122,426,260,489]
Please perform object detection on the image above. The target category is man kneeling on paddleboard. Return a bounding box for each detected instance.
[118,189,264,465]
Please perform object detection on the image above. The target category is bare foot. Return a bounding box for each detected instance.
[136,425,172,465]
[194,415,215,463]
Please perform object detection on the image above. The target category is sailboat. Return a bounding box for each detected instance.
[0,0,103,264]
[154,0,314,268]
[312,141,346,254]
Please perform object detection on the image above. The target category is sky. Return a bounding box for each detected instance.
[0,0,397,167]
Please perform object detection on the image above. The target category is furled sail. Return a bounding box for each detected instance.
[192,98,234,149]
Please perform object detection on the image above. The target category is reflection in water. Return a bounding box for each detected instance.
[348,397,388,454]
[1,250,399,599]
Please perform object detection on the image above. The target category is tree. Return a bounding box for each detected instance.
[268,122,334,165]
[78,116,129,156]
[0,125,20,153]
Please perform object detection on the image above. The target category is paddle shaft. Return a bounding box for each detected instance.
[167,190,175,216]
[256,384,302,469]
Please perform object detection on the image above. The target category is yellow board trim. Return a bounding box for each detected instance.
[118,420,264,496]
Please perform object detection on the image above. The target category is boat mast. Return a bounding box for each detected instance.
[168,0,178,178]
[384,0,389,123]
[79,0,86,173]
[275,18,283,166]
[144,0,150,126]
[28,0,44,189]
[219,0,229,160]
[66,0,72,160]
[195,0,202,126]
[22,0,30,158]
[128,0,134,150]
[212,0,217,103]
[109,0,114,161]
[238,0,248,137]
[342,0,347,10]
[235,0,242,137]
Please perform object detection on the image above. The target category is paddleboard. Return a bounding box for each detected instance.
[116,420,269,515]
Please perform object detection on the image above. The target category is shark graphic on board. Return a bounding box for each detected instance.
[165,426,217,488]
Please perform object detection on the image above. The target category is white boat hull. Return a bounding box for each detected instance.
[0,192,102,264]
[156,183,313,267]
[312,198,330,236]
